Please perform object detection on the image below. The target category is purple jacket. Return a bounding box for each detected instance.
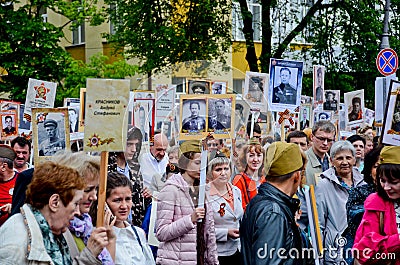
[156,173,219,265]
[353,193,400,264]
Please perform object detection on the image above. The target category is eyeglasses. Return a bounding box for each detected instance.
[313,135,334,143]
[207,143,218,147]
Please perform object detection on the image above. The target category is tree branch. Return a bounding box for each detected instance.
[237,0,259,72]
[273,0,326,58]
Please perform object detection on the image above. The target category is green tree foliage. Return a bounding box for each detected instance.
[59,53,138,106]
[103,0,232,75]
[0,0,104,103]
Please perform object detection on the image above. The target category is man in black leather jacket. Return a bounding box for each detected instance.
[240,142,314,265]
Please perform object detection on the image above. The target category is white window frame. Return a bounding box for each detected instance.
[72,22,85,45]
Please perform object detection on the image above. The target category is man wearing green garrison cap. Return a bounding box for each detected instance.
[240,142,314,265]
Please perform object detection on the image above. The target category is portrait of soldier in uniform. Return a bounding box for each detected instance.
[188,80,210,94]
[208,99,231,131]
[181,99,206,132]
[212,82,226,94]
[272,67,297,105]
[314,66,324,103]
[247,77,264,103]
[38,119,66,156]
[323,91,338,111]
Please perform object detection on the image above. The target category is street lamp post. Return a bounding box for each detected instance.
[380,0,391,49]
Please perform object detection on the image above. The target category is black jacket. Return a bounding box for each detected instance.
[240,182,313,265]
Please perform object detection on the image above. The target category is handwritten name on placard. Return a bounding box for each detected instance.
[84,79,130,152]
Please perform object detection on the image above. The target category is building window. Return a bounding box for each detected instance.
[232,0,262,42]
[109,4,117,35]
[72,22,85,45]
[233,78,245,94]
[172,77,186,94]
[39,6,47,23]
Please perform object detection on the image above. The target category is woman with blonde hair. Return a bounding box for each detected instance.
[208,151,243,265]
[232,139,266,211]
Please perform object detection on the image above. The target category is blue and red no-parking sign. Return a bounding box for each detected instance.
[376,48,398,76]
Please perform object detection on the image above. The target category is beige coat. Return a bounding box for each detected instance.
[0,204,100,265]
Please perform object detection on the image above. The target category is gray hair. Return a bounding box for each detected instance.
[312,120,336,135]
[207,156,230,180]
[330,140,356,159]
[167,145,180,155]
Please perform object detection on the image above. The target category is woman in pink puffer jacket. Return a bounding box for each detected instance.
[156,140,219,265]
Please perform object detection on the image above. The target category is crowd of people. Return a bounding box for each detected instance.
[0,117,399,265]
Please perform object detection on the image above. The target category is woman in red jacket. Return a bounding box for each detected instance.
[232,139,265,211]
[353,146,400,264]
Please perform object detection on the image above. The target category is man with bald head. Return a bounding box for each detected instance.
[139,132,169,187]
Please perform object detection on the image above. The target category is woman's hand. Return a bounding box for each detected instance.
[86,227,109,257]
[191,207,205,223]
[142,187,152,199]
[228,228,240,239]
[86,208,117,257]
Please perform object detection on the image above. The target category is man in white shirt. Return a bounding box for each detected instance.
[140,133,169,187]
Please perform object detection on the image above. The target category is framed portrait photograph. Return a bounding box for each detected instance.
[64,98,81,136]
[79,88,86,132]
[179,95,207,140]
[269,58,304,112]
[314,110,333,123]
[211,81,228,95]
[243,71,268,112]
[32,108,70,164]
[323,90,340,112]
[375,76,397,125]
[0,109,18,140]
[207,95,235,138]
[344,90,365,127]
[299,104,312,130]
[186,79,211,94]
[364,108,375,126]
[133,99,155,142]
[313,65,325,106]
[381,80,400,146]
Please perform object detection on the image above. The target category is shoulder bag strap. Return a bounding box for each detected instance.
[131,225,144,252]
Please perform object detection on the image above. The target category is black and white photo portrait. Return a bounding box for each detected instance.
[323,90,339,111]
[269,59,303,112]
[208,98,232,131]
[181,99,206,132]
